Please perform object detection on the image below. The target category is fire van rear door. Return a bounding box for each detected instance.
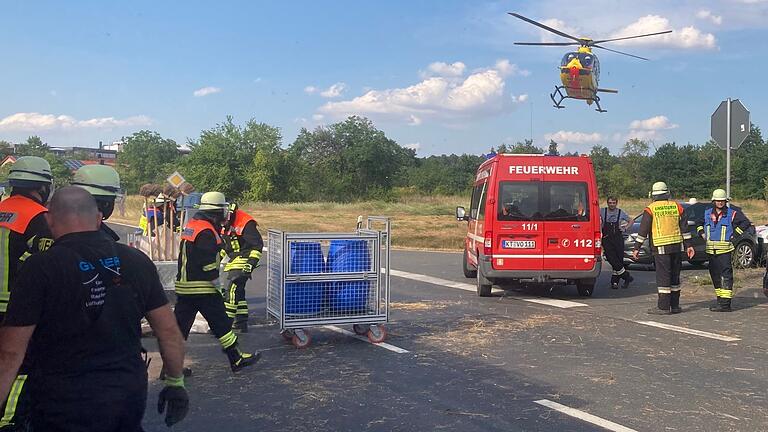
[492,181,544,271]
[541,181,596,272]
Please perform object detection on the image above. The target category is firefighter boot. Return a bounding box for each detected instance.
[647,293,671,315]
[709,297,732,312]
[621,271,634,289]
[225,344,261,372]
[160,367,193,380]
[670,291,682,314]
[610,274,620,290]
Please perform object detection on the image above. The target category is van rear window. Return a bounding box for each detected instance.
[498,181,588,221]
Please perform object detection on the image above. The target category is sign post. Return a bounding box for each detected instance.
[711,99,750,199]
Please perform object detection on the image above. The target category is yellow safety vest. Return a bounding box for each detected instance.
[647,200,683,247]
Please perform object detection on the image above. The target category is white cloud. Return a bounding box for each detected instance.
[318,60,525,124]
[625,129,662,141]
[544,130,603,145]
[312,114,324,121]
[539,19,581,43]
[629,115,678,130]
[193,86,221,97]
[696,10,723,25]
[320,82,347,98]
[511,94,529,103]
[491,59,530,77]
[404,142,421,152]
[407,115,422,126]
[609,15,716,49]
[254,77,263,83]
[422,61,466,78]
[306,83,348,98]
[0,112,152,132]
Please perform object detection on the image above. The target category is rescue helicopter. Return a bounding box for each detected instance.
[508,12,671,112]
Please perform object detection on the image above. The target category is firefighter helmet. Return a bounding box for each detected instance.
[711,188,728,201]
[71,165,121,197]
[198,191,228,211]
[650,181,669,196]
[8,156,53,187]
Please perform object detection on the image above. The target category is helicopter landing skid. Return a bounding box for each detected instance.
[550,86,607,113]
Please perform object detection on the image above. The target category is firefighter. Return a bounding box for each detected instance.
[0,187,188,430]
[694,189,751,312]
[0,156,54,431]
[222,203,263,333]
[174,192,259,371]
[71,164,122,241]
[601,196,633,289]
[631,182,695,314]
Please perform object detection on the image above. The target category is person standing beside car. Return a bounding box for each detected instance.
[632,182,695,314]
[694,189,751,312]
[601,196,633,289]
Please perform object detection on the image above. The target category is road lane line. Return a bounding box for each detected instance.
[324,325,410,354]
[389,269,588,308]
[634,321,740,342]
[534,399,638,432]
[390,269,475,292]
[520,298,588,308]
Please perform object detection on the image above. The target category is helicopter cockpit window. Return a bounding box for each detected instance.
[578,53,593,67]
[561,53,577,66]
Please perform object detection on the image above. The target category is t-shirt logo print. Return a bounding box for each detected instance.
[79,257,122,309]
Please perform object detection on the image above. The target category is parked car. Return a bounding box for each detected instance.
[623,202,762,269]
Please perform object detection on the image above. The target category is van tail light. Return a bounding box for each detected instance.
[594,232,602,257]
[484,231,493,256]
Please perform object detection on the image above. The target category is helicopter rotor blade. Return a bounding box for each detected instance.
[508,12,584,44]
[514,42,580,46]
[592,44,649,61]
[592,30,672,44]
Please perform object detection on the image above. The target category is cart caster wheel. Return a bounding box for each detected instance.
[353,324,369,335]
[281,329,294,341]
[367,325,387,344]
[291,330,311,349]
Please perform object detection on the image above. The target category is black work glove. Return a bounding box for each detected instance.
[157,379,189,427]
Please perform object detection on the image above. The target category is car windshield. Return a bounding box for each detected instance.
[498,181,588,221]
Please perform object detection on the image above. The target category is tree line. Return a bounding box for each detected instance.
[3,116,767,202]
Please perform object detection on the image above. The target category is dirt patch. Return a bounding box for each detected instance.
[418,314,566,357]
[390,300,460,311]
[681,267,766,300]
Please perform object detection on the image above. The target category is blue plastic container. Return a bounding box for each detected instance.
[285,242,324,315]
[326,240,371,313]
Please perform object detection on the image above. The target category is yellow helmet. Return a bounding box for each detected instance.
[8,156,52,186]
[71,165,120,197]
[650,181,669,196]
[711,188,728,201]
[198,191,228,211]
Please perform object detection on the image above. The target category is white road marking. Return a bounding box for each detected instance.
[389,269,588,309]
[534,399,638,432]
[634,321,740,342]
[324,325,410,353]
[390,269,475,292]
[519,298,588,308]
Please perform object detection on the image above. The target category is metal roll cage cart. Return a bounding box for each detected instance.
[267,216,391,348]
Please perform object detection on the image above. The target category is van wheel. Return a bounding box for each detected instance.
[477,266,492,297]
[577,279,595,297]
[462,249,477,278]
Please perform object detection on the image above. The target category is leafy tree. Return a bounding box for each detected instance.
[500,139,543,154]
[43,153,72,188]
[547,140,560,156]
[117,130,180,193]
[731,125,767,199]
[183,117,282,200]
[18,136,49,157]
[289,116,415,201]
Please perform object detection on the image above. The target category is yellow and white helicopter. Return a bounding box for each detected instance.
[508,12,671,112]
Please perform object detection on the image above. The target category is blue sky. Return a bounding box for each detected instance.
[0,0,766,156]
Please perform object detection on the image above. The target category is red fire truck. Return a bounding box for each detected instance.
[456,154,602,297]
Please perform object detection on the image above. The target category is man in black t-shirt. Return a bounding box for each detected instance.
[0,187,189,431]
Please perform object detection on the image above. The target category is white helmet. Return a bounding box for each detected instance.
[198,191,228,211]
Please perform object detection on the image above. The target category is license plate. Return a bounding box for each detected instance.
[502,240,535,249]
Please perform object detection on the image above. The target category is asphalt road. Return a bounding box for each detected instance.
[110,224,768,432]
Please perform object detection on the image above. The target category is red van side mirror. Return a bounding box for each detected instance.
[456,206,469,221]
